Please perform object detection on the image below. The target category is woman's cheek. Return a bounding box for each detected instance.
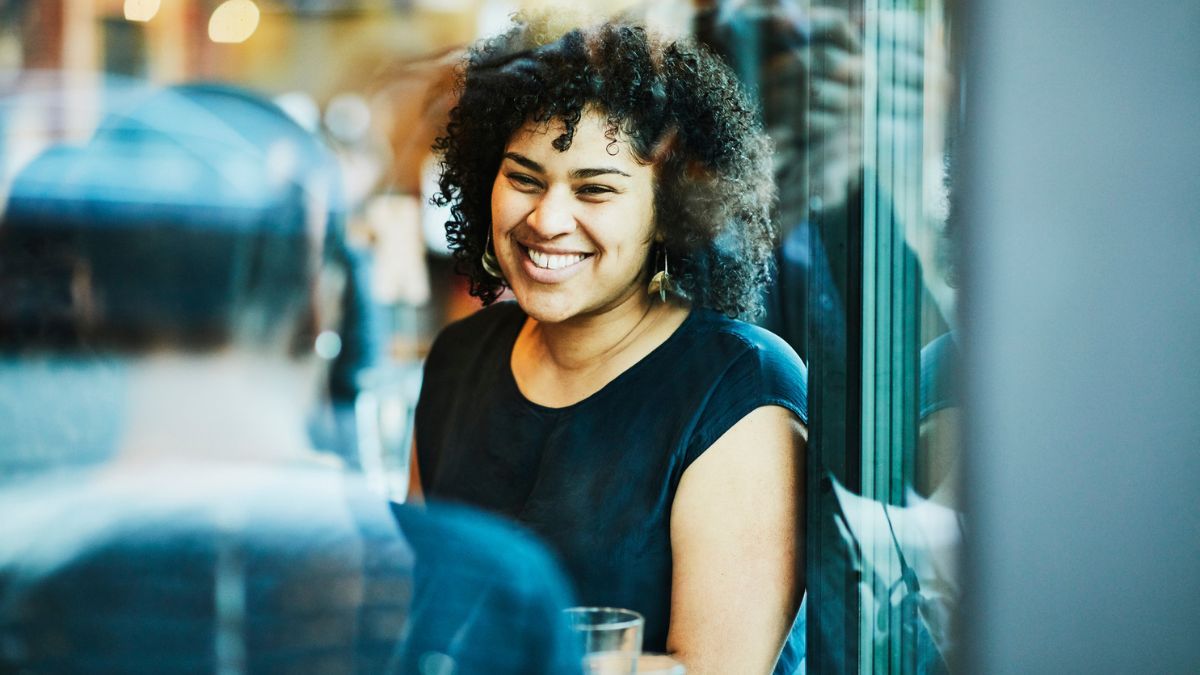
[492,189,524,232]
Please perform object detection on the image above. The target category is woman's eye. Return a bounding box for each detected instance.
[577,185,615,197]
[507,173,542,189]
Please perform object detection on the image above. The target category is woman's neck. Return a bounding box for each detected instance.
[511,292,690,407]
[530,291,665,368]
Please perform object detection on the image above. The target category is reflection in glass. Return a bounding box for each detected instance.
[698,0,964,671]
[852,1,963,672]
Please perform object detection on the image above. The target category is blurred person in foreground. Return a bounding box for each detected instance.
[414,15,809,674]
[0,82,579,674]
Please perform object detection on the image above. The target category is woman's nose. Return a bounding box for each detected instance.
[526,187,575,237]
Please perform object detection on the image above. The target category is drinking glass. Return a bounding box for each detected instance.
[633,653,686,674]
[564,607,644,675]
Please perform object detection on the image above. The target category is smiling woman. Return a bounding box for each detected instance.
[434,19,776,319]
[414,16,809,675]
[490,111,658,325]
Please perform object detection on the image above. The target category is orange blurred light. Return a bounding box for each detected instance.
[124,0,161,22]
[208,0,260,44]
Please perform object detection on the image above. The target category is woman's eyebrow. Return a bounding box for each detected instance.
[502,152,631,179]
[503,152,544,173]
[570,167,632,179]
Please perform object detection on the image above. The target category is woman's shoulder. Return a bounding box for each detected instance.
[674,309,808,466]
[677,308,808,422]
[687,308,807,374]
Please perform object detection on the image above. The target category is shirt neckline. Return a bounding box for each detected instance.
[502,304,700,414]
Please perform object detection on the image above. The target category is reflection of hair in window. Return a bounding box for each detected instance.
[0,84,342,356]
[434,18,777,319]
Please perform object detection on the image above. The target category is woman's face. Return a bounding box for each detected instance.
[490,109,657,325]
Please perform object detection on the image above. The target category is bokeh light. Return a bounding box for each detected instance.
[208,0,260,44]
[123,0,161,23]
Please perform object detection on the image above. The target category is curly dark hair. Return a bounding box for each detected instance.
[433,18,778,319]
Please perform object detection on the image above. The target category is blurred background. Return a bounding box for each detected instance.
[1,1,1196,673]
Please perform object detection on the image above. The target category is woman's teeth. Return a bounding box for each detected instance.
[527,248,587,270]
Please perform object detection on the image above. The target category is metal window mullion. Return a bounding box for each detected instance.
[859,0,882,669]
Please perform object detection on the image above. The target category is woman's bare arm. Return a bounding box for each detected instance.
[666,405,807,674]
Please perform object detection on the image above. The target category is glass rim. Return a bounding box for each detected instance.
[563,606,645,630]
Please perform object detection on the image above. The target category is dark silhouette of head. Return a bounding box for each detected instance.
[0,83,344,356]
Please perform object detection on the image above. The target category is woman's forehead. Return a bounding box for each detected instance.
[505,110,636,161]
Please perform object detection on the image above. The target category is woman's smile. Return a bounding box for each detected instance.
[517,243,595,283]
[524,245,591,271]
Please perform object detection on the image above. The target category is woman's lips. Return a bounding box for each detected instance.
[517,244,593,283]
[527,248,587,270]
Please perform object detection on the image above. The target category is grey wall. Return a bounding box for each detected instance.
[961,1,1200,672]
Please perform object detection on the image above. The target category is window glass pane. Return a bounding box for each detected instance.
[855,0,962,671]
[715,0,963,670]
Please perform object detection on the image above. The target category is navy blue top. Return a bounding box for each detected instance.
[416,301,808,671]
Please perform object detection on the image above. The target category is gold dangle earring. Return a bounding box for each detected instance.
[481,229,505,281]
[647,243,673,302]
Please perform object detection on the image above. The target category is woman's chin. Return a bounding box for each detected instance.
[509,280,607,325]
[511,292,579,325]
[512,286,652,327]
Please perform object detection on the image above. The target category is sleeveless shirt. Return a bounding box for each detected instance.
[415,301,809,672]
